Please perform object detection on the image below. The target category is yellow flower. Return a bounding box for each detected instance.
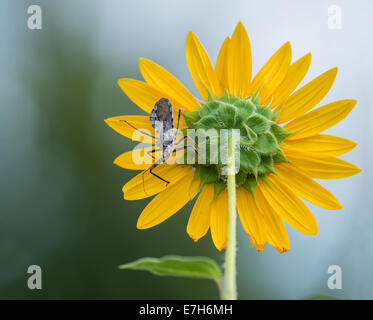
[105,22,360,253]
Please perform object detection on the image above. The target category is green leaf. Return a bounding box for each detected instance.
[217,103,237,127]
[242,174,257,198]
[182,111,200,127]
[270,124,292,143]
[251,88,261,105]
[258,155,276,175]
[253,132,279,154]
[241,123,257,145]
[198,115,222,130]
[213,181,226,199]
[234,99,255,123]
[240,148,260,173]
[256,105,272,119]
[199,101,220,118]
[273,148,288,163]
[119,256,222,281]
[271,107,282,121]
[192,166,201,183]
[219,92,240,104]
[199,166,219,187]
[245,114,271,135]
[236,170,247,185]
[206,88,218,101]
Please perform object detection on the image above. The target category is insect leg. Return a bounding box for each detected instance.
[174,108,182,137]
[174,135,199,153]
[173,145,188,152]
[175,135,187,145]
[149,161,170,185]
[121,120,158,139]
[141,153,166,195]
[172,146,198,203]
[146,148,161,160]
[173,108,199,150]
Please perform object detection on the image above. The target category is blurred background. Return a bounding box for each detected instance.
[0,0,371,299]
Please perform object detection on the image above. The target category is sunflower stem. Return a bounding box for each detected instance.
[222,131,237,300]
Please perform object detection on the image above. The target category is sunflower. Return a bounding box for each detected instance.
[105,22,360,253]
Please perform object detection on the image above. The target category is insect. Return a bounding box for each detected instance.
[123,98,196,186]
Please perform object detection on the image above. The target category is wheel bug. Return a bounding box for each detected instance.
[122,98,197,188]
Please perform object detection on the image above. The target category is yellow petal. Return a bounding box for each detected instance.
[283,148,361,179]
[284,99,356,140]
[210,190,228,251]
[260,176,319,235]
[114,146,163,170]
[277,68,337,123]
[250,42,292,104]
[271,53,311,109]
[139,58,199,112]
[275,163,342,209]
[123,164,191,200]
[104,115,155,144]
[256,187,290,253]
[248,236,265,252]
[227,22,252,97]
[215,37,230,89]
[117,78,164,114]
[283,134,357,156]
[137,172,200,229]
[187,184,214,241]
[186,32,224,100]
[237,187,267,250]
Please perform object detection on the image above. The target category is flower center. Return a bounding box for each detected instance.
[182,91,291,196]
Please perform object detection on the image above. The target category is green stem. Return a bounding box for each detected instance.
[222,132,237,300]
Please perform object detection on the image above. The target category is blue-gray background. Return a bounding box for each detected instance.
[0,0,370,299]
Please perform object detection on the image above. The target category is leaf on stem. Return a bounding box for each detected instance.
[119,255,222,281]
